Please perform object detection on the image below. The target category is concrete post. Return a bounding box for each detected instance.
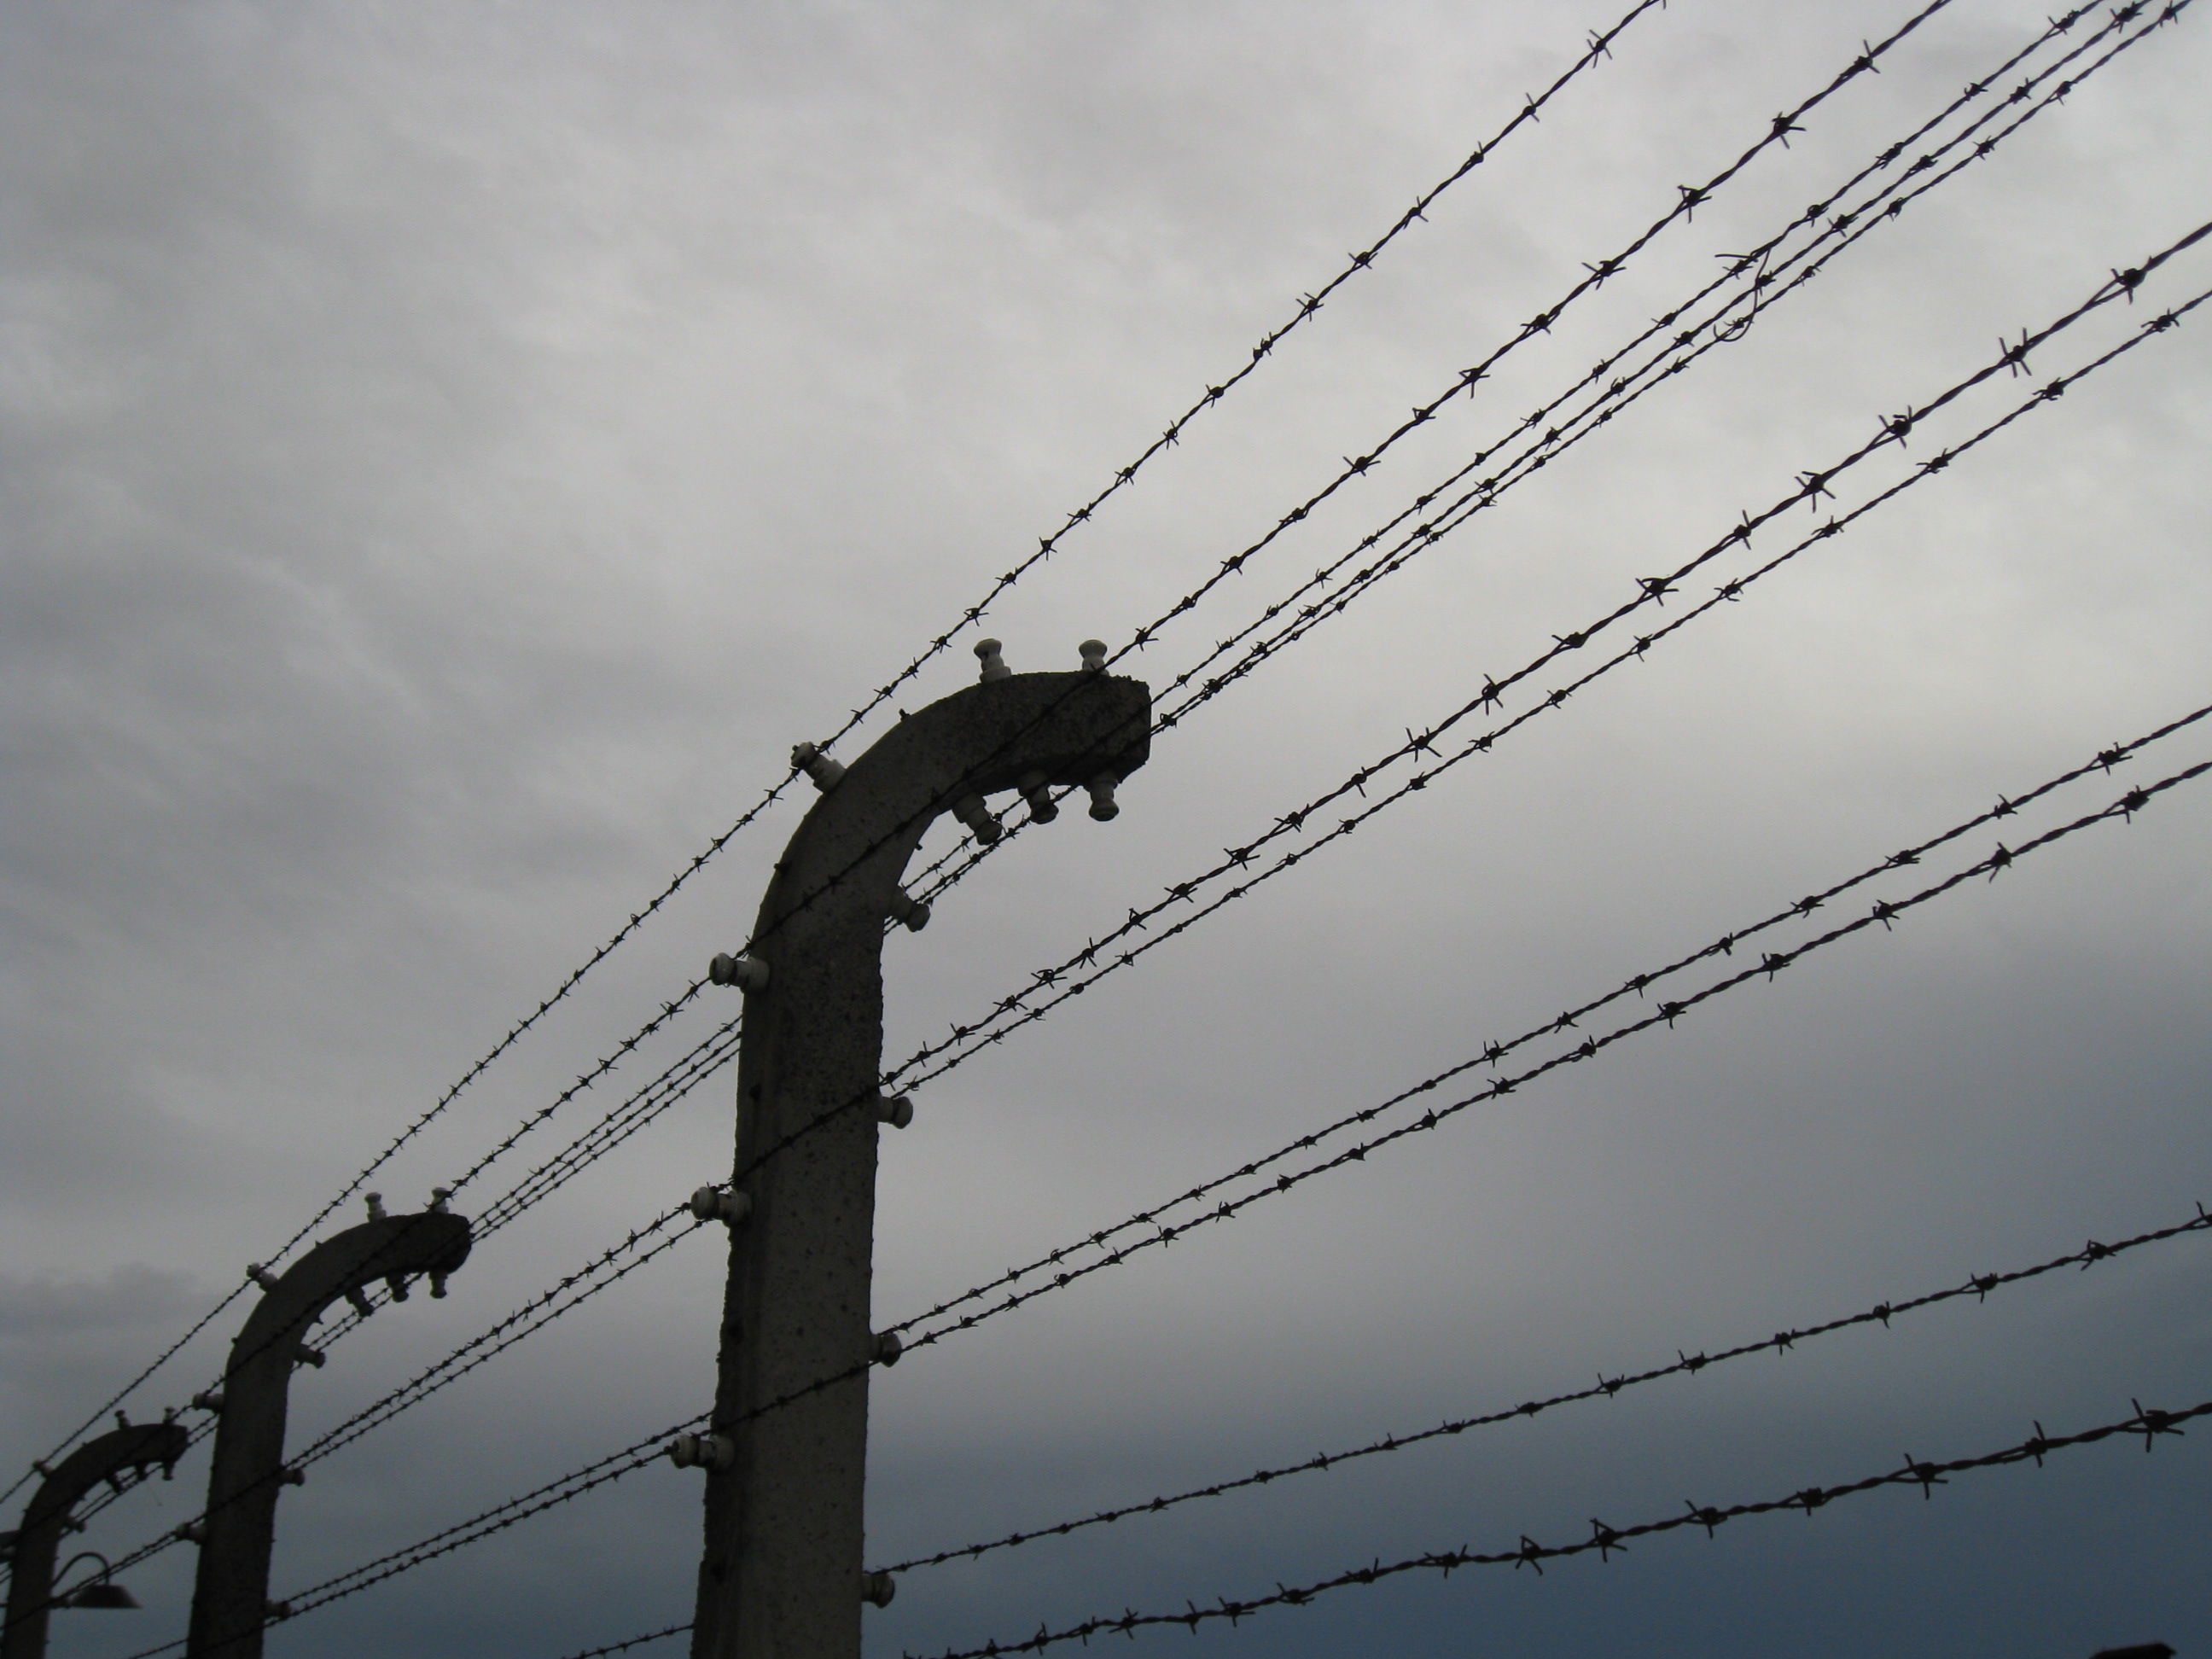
[184,1207,472,1659]
[688,655,1150,1659]
[0,1419,189,1659]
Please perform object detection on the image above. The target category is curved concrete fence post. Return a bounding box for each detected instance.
[185,1208,473,1659]
[0,1419,189,1659]
[690,657,1150,1659]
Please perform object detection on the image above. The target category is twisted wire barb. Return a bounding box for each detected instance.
[910,1394,2212,1657]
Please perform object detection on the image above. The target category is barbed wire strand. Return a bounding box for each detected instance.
[880,1197,2212,1573]
[885,700,2212,1342]
[911,1394,2212,1658]
[878,244,2211,1102]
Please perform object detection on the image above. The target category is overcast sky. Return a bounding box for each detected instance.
[3,3,2210,1656]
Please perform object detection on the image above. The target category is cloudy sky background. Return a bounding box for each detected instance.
[3,1,2210,1655]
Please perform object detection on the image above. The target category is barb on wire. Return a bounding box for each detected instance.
[909,1394,2212,1657]
[885,703,2212,1345]
[879,1196,2212,1574]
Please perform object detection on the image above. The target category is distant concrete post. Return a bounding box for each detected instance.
[687,646,1150,1659]
[0,1418,189,1659]
[183,1204,473,1659]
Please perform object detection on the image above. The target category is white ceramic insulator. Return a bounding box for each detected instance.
[669,1431,736,1471]
[872,1330,904,1366]
[862,1571,898,1609]
[952,795,1003,844]
[791,742,847,790]
[1017,771,1059,823]
[974,638,1010,681]
[709,952,771,992]
[1079,638,1109,672]
[1086,775,1120,822]
[689,1186,753,1225]
[886,889,931,932]
[873,1095,914,1130]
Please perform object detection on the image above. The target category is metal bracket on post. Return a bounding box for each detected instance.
[2,1422,188,1659]
[689,643,1150,1659]
[183,1206,473,1659]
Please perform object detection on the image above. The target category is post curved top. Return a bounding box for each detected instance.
[16,1422,189,1534]
[229,1213,473,1371]
[755,669,1150,944]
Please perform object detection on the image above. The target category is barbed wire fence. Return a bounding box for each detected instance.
[23,0,2040,1558]
[56,189,2202,1609]
[12,5,2209,1654]
[0,0,1684,1518]
[80,714,2209,1652]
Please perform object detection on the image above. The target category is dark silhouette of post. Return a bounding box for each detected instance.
[686,643,1149,1659]
[1,1418,188,1659]
[185,1203,473,1659]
